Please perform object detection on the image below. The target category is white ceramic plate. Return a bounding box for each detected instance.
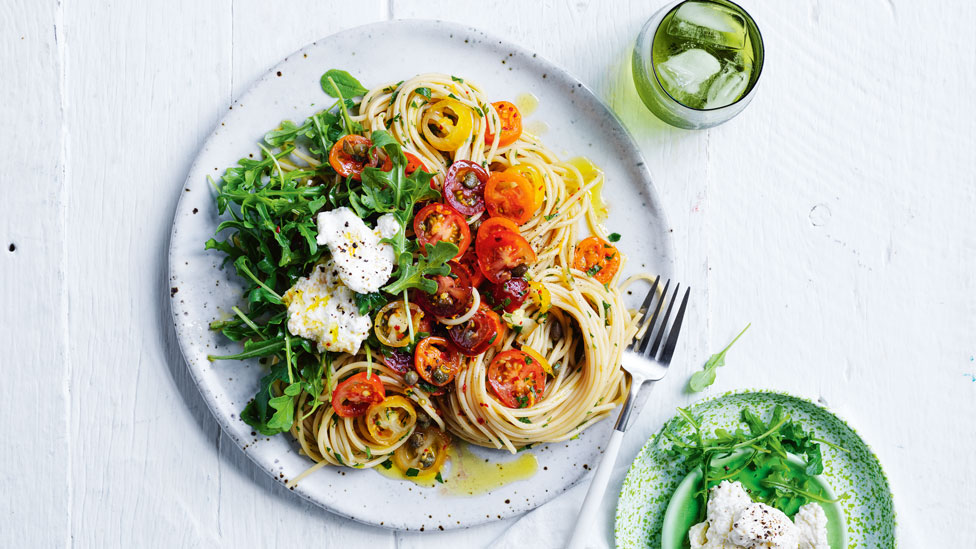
[168,19,673,531]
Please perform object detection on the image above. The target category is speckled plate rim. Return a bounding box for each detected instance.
[167,19,675,531]
[613,389,898,548]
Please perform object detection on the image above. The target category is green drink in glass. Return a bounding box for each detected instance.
[633,0,764,129]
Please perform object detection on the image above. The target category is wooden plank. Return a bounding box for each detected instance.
[0,1,68,546]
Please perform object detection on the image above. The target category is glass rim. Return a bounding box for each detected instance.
[649,0,766,113]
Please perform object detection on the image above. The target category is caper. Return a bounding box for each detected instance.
[416,412,432,428]
[462,170,480,189]
[550,321,563,341]
[409,433,426,449]
[342,140,368,161]
[420,449,437,468]
[511,264,529,278]
[432,368,449,384]
[404,370,419,385]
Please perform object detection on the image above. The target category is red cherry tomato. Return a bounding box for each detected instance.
[415,336,462,387]
[485,277,530,313]
[328,135,393,181]
[331,372,386,418]
[443,160,489,216]
[381,349,413,375]
[475,217,521,247]
[487,350,546,408]
[476,229,537,284]
[413,261,473,319]
[413,203,471,259]
[404,152,427,175]
[484,101,523,148]
[485,171,535,225]
[448,303,502,356]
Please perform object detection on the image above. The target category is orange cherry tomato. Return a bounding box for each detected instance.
[414,336,462,387]
[476,229,537,284]
[457,246,485,288]
[328,135,392,181]
[331,372,386,418]
[487,350,546,408]
[484,172,535,225]
[573,236,620,284]
[484,101,523,148]
[505,164,545,213]
[413,203,471,259]
[448,303,501,356]
[476,217,521,246]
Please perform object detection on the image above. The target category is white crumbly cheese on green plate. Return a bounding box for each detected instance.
[282,259,370,354]
[315,206,398,294]
[689,480,829,549]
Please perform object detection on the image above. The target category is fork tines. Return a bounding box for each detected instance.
[629,277,690,366]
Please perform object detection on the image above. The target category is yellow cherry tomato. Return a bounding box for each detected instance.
[421,99,474,151]
[521,346,554,376]
[393,425,450,478]
[527,281,551,314]
[505,164,545,213]
[374,301,427,348]
[363,395,418,446]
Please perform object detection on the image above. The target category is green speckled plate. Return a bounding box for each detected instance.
[614,391,897,548]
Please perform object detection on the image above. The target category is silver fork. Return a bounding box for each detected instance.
[567,277,690,549]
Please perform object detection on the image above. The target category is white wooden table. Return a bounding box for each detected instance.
[3,1,974,547]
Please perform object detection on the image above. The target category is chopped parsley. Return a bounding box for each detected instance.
[405,468,420,477]
[608,232,621,242]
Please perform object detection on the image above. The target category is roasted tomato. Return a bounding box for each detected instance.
[521,346,554,376]
[505,164,545,213]
[380,348,414,376]
[414,203,471,259]
[328,135,392,181]
[475,217,521,246]
[443,160,489,216]
[393,424,450,477]
[485,171,535,225]
[487,350,546,408]
[457,246,485,288]
[332,372,386,418]
[421,99,475,151]
[476,229,537,284]
[448,303,502,356]
[414,336,462,387]
[413,261,473,319]
[374,301,428,348]
[485,277,530,313]
[527,281,552,314]
[484,101,523,148]
[573,236,620,284]
[363,395,417,445]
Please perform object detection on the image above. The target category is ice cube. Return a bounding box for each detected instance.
[668,1,747,50]
[704,64,750,108]
[657,48,721,102]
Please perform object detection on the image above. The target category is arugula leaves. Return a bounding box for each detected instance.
[664,405,840,522]
[321,69,368,99]
[688,323,750,392]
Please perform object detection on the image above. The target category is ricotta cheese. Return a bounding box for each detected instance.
[315,207,399,294]
[282,260,370,354]
[688,481,829,549]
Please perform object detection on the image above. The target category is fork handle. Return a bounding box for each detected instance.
[566,428,625,549]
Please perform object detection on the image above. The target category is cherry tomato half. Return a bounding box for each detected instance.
[476,229,537,285]
[328,135,393,181]
[505,164,545,213]
[393,425,450,478]
[412,261,473,319]
[476,217,521,247]
[422,99,475,151]
[404,152,427,175]
[448,303,502,356]
[374,301,428,348]
[485,171,535,225]
[332,372,386,418]
[484,101,523,148]
[573,236,620,284]
[457,246,485,288]
[487,350,546,409]
[443,160,489,216]
[414,203,471,259]
[485,277,530,313]
[363,395,417,445]
[415,336,462,387]
[380,348,413,376]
